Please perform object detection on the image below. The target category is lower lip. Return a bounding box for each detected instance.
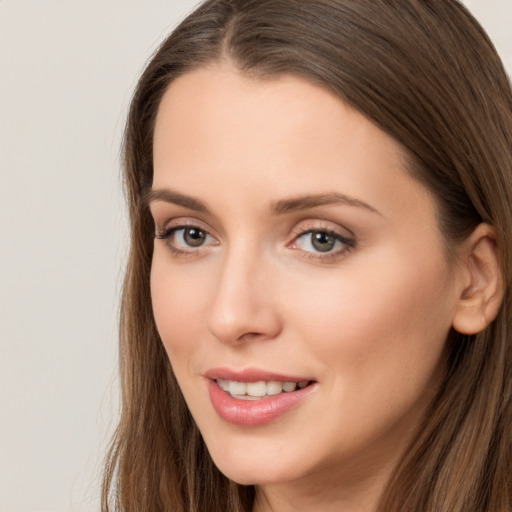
[207,379,316,426]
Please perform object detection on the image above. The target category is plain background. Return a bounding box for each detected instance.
[0,1,511,511]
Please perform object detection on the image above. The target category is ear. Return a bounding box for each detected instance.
[452,223,504,335]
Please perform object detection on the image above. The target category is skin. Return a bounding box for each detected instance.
[149,63,473,512]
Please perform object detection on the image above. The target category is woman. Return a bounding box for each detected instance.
[103,1,512,510]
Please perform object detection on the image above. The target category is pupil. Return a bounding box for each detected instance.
[184,228,205,247]
[312,231,335,252]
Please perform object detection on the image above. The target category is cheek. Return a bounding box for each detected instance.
[150,256,210,363]
[285,249,453,394]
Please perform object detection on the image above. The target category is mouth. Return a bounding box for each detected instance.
[205,369,317,426]
[216,379,312,400]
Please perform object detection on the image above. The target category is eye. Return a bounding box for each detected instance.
[155,225,218,254]
[177,227,209,247]
[304,231,338,252]
[291,229,354,256]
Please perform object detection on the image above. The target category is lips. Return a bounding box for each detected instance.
[205,368,317,426]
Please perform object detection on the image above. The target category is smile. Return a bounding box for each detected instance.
[217,379,310,400]
[205,370,317,426]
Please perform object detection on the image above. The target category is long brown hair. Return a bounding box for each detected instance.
[103,1,512,510]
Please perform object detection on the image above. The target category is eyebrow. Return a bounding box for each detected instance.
[143,188,210,213]
[144,188,381,217]
[269,192,382,216]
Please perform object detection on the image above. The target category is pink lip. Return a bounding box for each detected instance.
[205,367,315,383]
[205,368,317,427]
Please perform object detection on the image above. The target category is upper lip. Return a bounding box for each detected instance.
[204,367,315,383]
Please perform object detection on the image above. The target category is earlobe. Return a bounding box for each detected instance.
[452,223,504,335]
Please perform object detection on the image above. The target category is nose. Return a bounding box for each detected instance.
[206,248,282,346]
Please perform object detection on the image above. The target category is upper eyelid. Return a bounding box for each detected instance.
[153,216,355,242]
[289,220,355,239]
[149,202,216,227]
[154,217,216,235]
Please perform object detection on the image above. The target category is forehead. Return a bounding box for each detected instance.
[152,64,436,231]
[154,65,405,174]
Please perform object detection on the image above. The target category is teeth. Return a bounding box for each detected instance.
[246,381,267,397]
[217,379,230,392]
[233,394,261,401]
[229,381,247,396]
[266,381,284,395]
[283,381,297,392]
[217,379,310,398]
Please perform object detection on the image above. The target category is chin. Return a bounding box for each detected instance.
[205,440,306,486]
[215,462,289,487]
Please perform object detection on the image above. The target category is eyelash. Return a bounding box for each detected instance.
[288,225,355,261]
[155,224,217,257]
[154,223,355,261]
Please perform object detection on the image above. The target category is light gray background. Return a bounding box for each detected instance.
[0,1,510,511]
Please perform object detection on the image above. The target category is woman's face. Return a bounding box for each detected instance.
[149,64,462,500]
